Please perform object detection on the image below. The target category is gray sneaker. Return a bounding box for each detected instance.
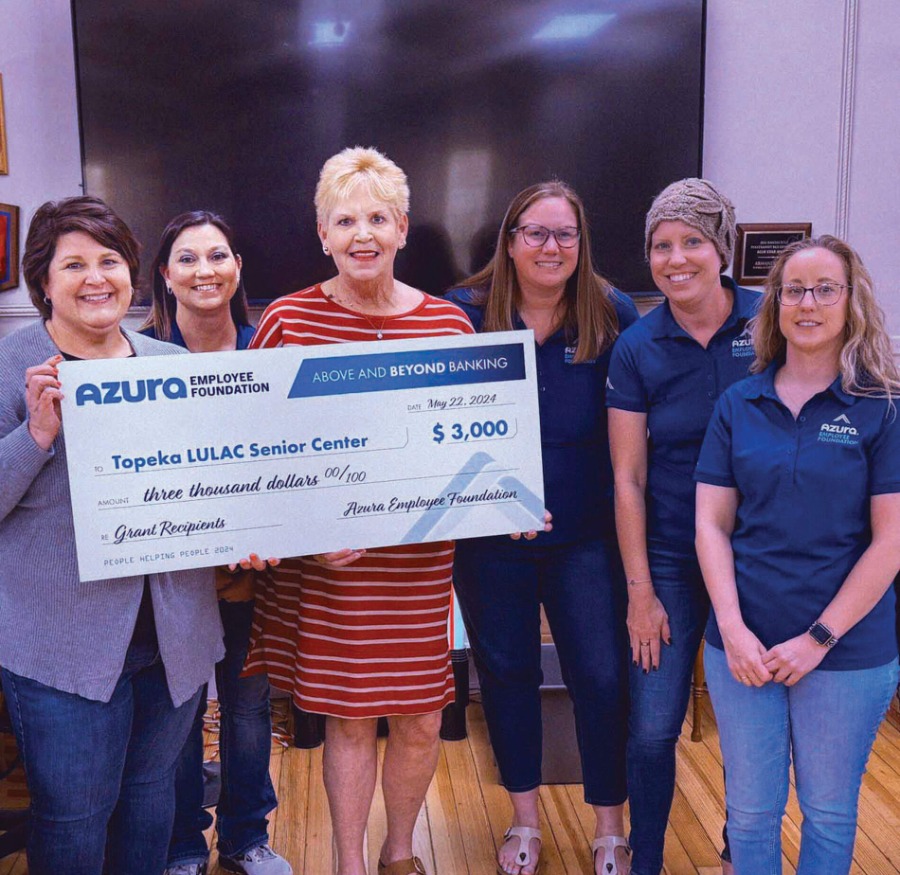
[163,864,208,875]
[219,843,293,875]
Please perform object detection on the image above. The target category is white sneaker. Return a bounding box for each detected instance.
[219,843,293,875]
[163,864,207,875]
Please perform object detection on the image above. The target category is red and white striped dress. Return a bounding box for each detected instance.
[245,285,474,718]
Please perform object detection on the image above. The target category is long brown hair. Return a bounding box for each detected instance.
[460,181,620,362]
[751,235,900,399]
[140,210,250,341]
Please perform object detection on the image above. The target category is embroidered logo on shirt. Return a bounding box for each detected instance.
[818,413,860,445]
[564,345,597,365]
[731,327,754,358]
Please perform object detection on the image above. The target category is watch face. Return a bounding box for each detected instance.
[809,622,834,646]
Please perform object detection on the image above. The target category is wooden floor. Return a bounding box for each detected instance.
[2,696,900,874]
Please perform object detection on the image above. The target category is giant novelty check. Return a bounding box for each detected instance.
[60,331,545,582]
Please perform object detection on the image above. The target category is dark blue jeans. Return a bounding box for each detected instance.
[453,537,628,804]
[627,548,711,875]
[1,639,201,875]
[167,599,276,865]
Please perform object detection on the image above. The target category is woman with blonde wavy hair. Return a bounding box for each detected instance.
[749,235,899,397]
[695,235,900,874]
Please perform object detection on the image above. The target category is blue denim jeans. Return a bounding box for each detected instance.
[168,599,276,865]
[1,639,201,875]
[627,549,711,875]
[453,536,629,804]
[706,645,898,875]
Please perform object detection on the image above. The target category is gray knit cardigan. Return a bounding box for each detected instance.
[0,321,224,705]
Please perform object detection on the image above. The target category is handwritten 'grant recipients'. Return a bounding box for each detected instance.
[113,516,227,544]
[342,487,519,517]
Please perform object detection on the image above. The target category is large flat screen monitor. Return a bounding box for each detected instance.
[72,0,706,301]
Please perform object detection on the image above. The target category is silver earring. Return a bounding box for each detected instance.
[166,285,174,295]
[322,245,330,255]
[399,239,406,249]
[43,296,52,307]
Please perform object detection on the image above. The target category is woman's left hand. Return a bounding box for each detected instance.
[762,634,829,686]
[228,552,281,573]
[509,510,553,541]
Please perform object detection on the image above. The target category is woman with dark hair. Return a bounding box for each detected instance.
[141,212,289,875]
[696,235,900,873]
[445,181,638,875]
[141,210,254,351]
[0,196,224,874]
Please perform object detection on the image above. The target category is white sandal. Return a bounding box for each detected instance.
[591,836,631,875]
[498,826,542,875]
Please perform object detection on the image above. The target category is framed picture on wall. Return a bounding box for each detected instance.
[734,222,812,286]
[0,203,20,291]
[0,74,8,174]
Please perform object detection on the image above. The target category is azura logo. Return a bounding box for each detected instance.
[818,412,859,445]
[820,413,858,435]
[75,378,189,407]
[731,328,754,357]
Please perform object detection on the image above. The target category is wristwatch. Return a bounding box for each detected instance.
[807,621,838,648]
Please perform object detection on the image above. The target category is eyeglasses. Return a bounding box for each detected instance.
[509,224,581,248]
[777,283,850,306]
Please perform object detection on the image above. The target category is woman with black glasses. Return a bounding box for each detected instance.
[446,181,638,875]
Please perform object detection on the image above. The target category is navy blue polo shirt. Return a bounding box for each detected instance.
[695,364,900,670]
[606,277,760,554]
[141,320,256,351]
[445,286,639,545]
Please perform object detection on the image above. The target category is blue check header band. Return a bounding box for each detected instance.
[288,343,526,398]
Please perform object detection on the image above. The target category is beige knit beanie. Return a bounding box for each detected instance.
[644,178,736,270]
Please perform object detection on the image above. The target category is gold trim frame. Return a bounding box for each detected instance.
[0,203,20,291]
[0,74,7,175]
[734,223,812,286]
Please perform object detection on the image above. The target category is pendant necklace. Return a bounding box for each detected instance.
[359,311,389,340]
[324,287,390,339]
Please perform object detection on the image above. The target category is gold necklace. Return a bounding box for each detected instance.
[325,288,392,339]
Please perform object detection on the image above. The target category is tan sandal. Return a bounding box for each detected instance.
[498,826,542,875]
[591,836,631,875]
[377,856,427,875]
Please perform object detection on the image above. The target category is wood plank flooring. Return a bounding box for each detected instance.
[2,695,900,873]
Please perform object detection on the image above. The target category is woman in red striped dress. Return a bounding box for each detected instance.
[246,147,473,875]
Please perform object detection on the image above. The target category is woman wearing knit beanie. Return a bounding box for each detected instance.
[606,179,760,874]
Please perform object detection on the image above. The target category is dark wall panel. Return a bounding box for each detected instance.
[72,0,705,301]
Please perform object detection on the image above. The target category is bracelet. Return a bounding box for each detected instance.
[627,577,653,587]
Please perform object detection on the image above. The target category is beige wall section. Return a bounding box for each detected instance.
[847,0,900,337]
[704,0,900,343]
[0,1,897,338]
[0,0,82,332]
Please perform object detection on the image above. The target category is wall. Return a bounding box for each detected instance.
[1,0,898,339]
[0,0,82,331]
[704,0,900,342]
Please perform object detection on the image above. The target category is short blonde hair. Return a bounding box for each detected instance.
[314,146,410,223]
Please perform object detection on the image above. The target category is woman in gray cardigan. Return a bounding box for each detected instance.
[0,197,224,875]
